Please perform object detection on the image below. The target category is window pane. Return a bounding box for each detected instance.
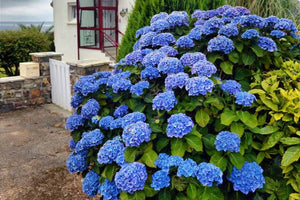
[101,0,116,7]
[80,30,99,47]
[103,10,115,28]
[79,0,95,7]
[80,9,99,28]
[103,30,116,47]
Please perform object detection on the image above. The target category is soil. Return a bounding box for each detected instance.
[0,105,100,200]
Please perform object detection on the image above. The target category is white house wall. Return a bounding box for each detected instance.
[53,0,136,62]
[53,0,78,62]
[118,0,135,42]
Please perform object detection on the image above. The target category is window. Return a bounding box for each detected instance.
[77,0,118,49]
[68,3,77,23]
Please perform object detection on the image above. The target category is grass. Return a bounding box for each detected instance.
[226,0,300,29]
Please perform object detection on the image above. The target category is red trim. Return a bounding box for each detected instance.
[77,0,119,60]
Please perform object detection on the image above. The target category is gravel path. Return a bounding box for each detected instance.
[0,105,99,200]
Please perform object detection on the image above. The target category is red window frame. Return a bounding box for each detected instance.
[76,0,118,59]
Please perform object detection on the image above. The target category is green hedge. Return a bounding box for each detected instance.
[0,29,51,76]
[117,0,225,61]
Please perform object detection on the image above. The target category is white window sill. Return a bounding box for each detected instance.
[67,20,77,25]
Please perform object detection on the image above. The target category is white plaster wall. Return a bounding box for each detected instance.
[79,49,111,62]
[118,0,135,42]
[53,0,136,62]
[53,0,78,62]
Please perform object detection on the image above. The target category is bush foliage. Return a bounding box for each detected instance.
[117,0,224,61]
[66,5,300,200]
[0,29,51,76]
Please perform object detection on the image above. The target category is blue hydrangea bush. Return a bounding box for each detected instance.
[66,5,300,200]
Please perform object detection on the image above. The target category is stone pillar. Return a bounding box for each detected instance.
[68,60,111,95]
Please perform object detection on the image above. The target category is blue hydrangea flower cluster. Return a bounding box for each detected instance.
[81,99,100,119]
[238,15,267,29]
[99,179,121,200]
[141,67,161,80]
[167,11,189,27]
[70,93,83,108]
[274,18,298,32]
[73,75,99,96]
[165,72,189,90]
[221,80,242,95]
[157,57,184,75]
[196,162,223,186]
[114,162,147,194]
[82,170,100,197]
[257,36,277,52]
[191,60,217,77]
[142,50,167,67]
[228,162,265,194]
[151,170,171,190]
[207,35,235,54]
[241,29,259,39]
[130,81,149,96]
[107,71,131,87]
[177,158,198,177]
[180,52,207,66]
[151,19,170,32]
[112,79,132,93]
[67,151,88,173]
[158,46,178,56]
[218,23,239,37]
[155,153,171,170]
[235,92,256,106]
[136,26,152,38]
[75,129,104,153]
[152,33,176,47]
[175,36,195,48]
[121,112,146,128]
[151,12,168,24]
[122,121,152,147]
[185,76,214,96]
[125,50,144,65]
[99,116,114,130]
[97,140,125,164]
[214,131,241,152]
[69,139,76,150]
[114,105,129,118]
[152,91,178,111]
[188,26,202,40]
[270,30,286,38]
[167,113,194,138]
[139,32,157,48]
[202,17,225,35]
[110,118,123,130]
[65,113,84,131]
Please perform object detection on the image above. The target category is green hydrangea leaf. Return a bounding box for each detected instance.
[195,109,210,127]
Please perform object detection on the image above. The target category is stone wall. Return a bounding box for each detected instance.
[0,52,63,112]
[68,60,111,95]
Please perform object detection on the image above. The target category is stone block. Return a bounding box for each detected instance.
[30,89,41,98]
[36,97,45,104]
[4,91,14,98]
[15,91,23,98]
[42,77,50,87]
[20,62,40,78]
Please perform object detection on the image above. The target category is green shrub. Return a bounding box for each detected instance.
[66,5,300,200]
[0,29,51,76]
[117,0,225,61]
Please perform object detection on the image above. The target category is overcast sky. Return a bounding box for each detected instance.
[0,0,53,22]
